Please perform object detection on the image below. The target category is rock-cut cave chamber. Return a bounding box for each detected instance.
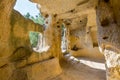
[0,0,120,80]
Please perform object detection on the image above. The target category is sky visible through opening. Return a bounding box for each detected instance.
[14,0,40,17]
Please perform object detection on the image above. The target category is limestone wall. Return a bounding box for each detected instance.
[2,0,120,80]
[0,58,62,80]
[97,0,120,80]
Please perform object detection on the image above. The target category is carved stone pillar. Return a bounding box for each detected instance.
[97,0,120,80]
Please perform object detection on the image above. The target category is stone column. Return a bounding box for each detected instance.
[97,0,120,80]
[104,49,120,80]
[42,13,62,59]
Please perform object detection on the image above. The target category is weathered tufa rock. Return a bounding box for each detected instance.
[10,58,62,80]
[97,0,120,80]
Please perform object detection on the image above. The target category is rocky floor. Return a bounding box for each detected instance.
[50,54,106,80]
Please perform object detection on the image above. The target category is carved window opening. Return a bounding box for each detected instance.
[14,0,50,53]
[29,31,50,53]
[61,24,68,53]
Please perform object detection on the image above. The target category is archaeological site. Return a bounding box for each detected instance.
[0,0,120,80]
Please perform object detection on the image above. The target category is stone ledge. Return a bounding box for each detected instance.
[11,58,62,80]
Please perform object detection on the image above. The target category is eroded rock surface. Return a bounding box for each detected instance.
[0,0,62,80]
[97,0,120,80]
[1,0,120,80]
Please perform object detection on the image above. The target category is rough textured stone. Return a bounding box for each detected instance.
[70,47,104,60]
[0,64,14,80]
[0,1,44,66]
[0,0,43,63]
[0,0,16,58]
[97,0,120,80]
[107,66,120,80]
[32,0,101,60]
[32,0,98,19]
[110,0,120,26]
[2,0,120,80]
[10,58,62,80]
[32,0,89,14]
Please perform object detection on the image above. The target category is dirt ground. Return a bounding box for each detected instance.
[50,55,106,80]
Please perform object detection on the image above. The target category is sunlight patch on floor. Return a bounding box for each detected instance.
[79,59,106,70]
[66,54,106,70]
